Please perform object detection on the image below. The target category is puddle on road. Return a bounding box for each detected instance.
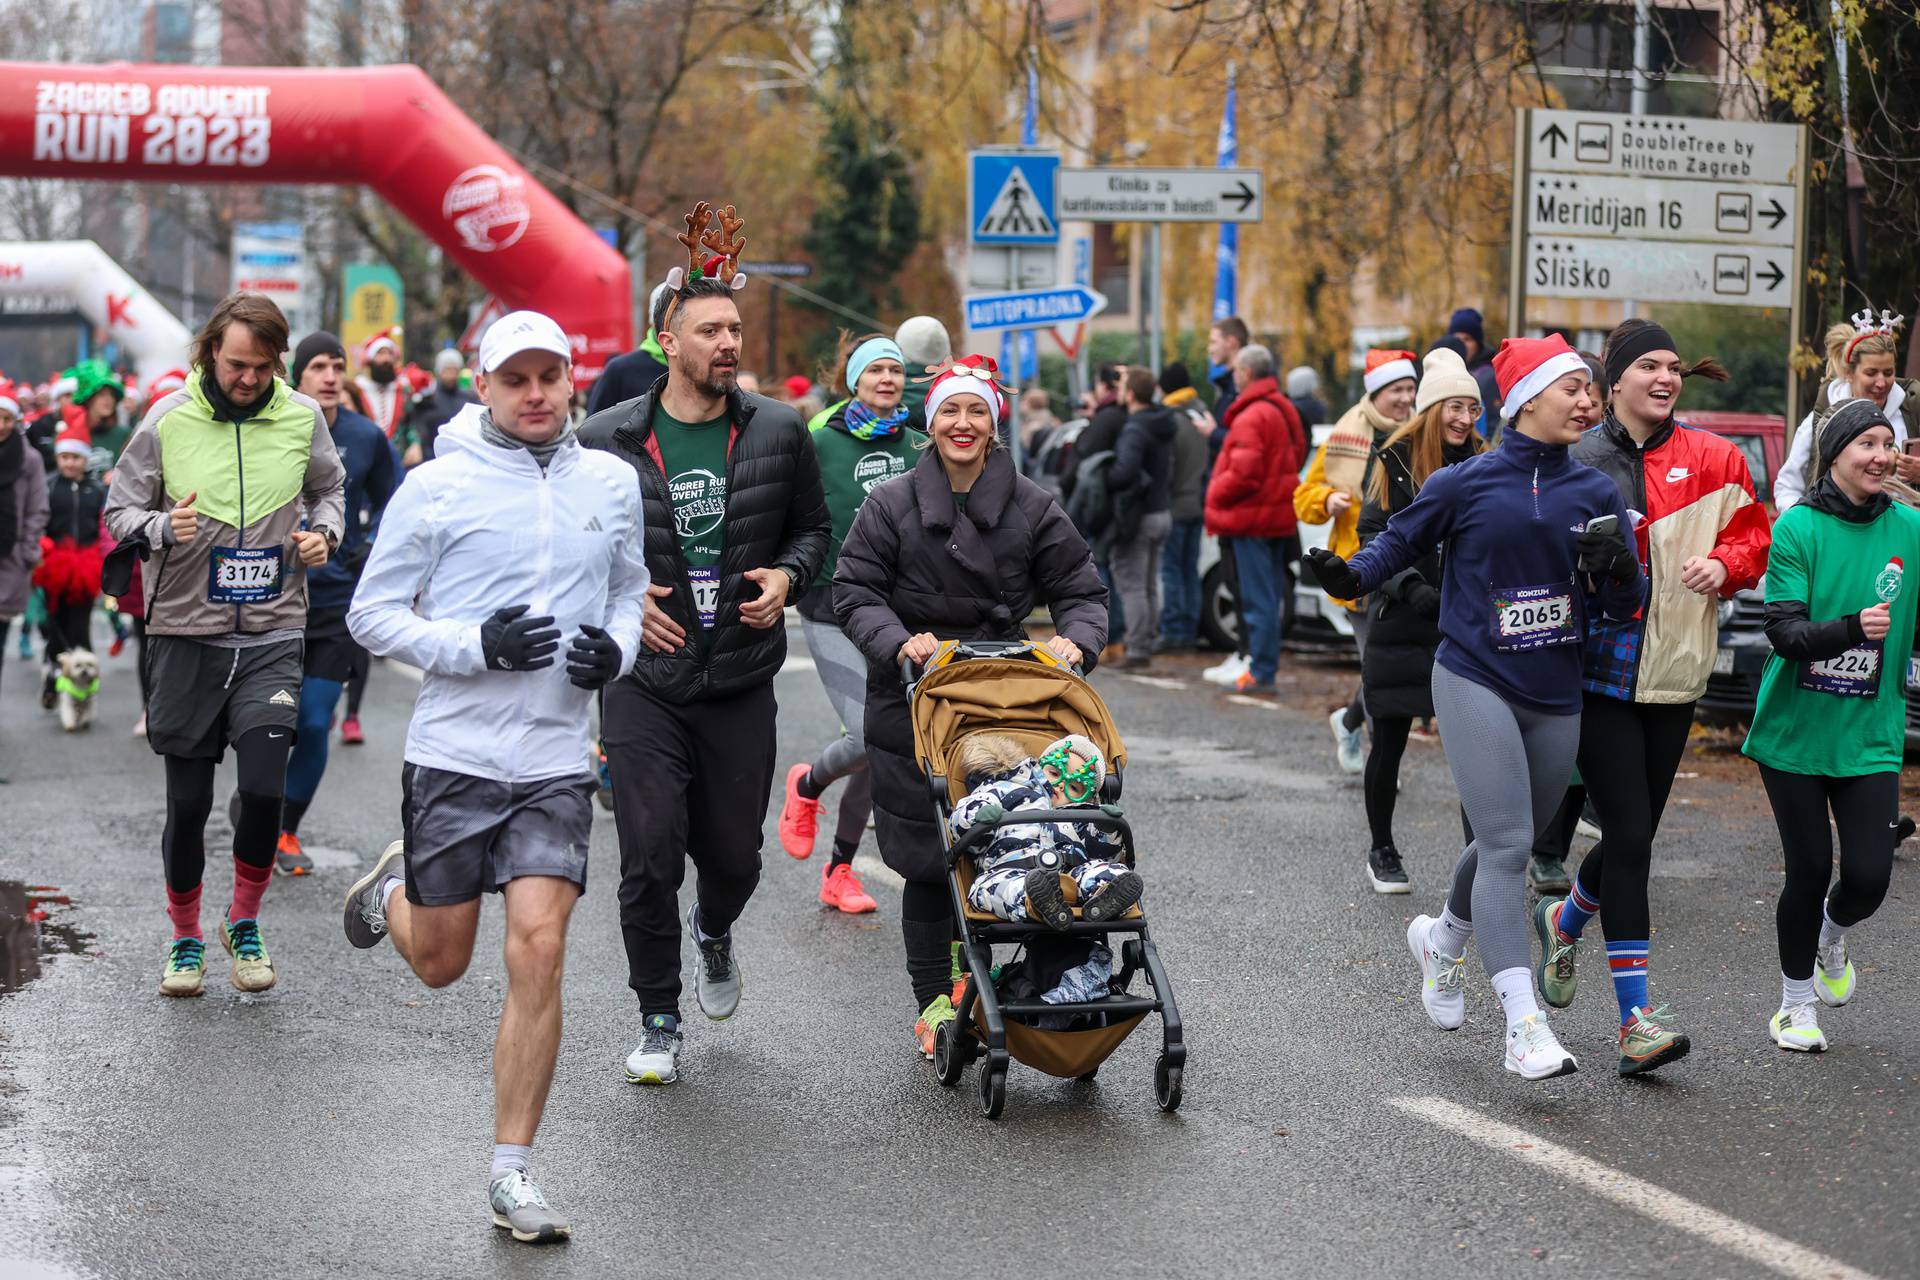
[1,880,96,996]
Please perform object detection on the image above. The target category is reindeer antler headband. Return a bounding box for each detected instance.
[659,201,749,331]
[1846,307,1906,363]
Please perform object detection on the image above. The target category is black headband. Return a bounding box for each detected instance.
[1818,398,1893,470]
[1604,325,1677,389]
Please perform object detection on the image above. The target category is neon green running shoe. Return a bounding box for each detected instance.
[1814,937,1855,1007]
[1618,1004,1691,1075]
[159,936,205,998]
[1770,1002,1826,1053]
[221,911,276,993]
[1532,897,1578,1009]
[914,995,955,1061]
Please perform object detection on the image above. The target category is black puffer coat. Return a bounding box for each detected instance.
[579,380,830,704]
[1355,438,1473,720]
[835,448,1108,882]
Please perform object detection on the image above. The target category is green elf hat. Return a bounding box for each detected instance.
[66,359,125,405]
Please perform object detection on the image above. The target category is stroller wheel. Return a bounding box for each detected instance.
[978,1062,1007,1120]
[933,1020,966,1087]
[1154,1055,1183,1113]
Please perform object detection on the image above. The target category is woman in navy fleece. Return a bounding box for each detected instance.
[1310,334,1642,1081]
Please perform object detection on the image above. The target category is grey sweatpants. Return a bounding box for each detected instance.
[1431,663,1581,978]
[1111,510,1172,656]
[800,613,873,846]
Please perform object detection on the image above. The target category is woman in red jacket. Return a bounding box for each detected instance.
[1534,317,1771,1075]
[1205,343,1306,693]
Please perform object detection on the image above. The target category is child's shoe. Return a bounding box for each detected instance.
[1082,869,1143,922]
[1023,867,1074,930]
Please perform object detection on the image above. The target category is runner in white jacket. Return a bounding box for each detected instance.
[340,311,648,1245]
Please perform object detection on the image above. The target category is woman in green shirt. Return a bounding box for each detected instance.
[1745,399,1920,1053]
[778,333,919,914]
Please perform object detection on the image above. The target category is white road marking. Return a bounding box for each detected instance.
[783,656,816,673]
[1225,694,1280,710]
[388,660,424,683]
[1388,1096,1882,1280]
[1122,674,1190,690]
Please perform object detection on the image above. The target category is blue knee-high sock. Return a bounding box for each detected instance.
[1556,874,1601,940]
[284,678,343,809]
[1606,940,1650,1024]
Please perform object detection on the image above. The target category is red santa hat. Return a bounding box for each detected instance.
[924,354,1007,424]
[0,378,18,418]
[363,326,403,361]
[1493,334,1589,424]
[1361,348,1417,396]
[147,368,188,400]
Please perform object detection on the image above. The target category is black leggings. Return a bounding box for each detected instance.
[42,598,92,664]
[1759,765,1898,981]
[161,727,293,894]
[901,877,956,1013]
[1363,715,1412,850]
[1571,694,1695,941]
[346,646,370,717]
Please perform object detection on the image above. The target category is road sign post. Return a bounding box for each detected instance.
[1510,107,1808,416]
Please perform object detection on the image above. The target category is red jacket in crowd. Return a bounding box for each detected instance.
[1205,376,1306,539]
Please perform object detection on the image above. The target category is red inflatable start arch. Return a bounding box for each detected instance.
[0,61,631,381]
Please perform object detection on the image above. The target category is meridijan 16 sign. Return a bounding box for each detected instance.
[1514,109,1804,309]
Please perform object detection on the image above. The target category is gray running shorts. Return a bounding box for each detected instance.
[144,635,304,759]
[400,763,595,906]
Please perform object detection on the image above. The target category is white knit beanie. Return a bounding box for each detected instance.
[1412,347,1482,415]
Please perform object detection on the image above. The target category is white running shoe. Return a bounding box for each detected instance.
[1407,915,1465,1030]
[1330,709,1365,774]
[1201,653,1250,686]
[624,1014,683,1084]
[1770,1002,1827,1052]
[489,1169,570,1243]
[1504,1014,1578,1079]
[1814,936,1856,1007]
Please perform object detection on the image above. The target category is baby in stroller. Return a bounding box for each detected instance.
[949,733,1145,930]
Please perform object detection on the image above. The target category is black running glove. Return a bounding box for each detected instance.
[481,604,561,671]
[565,623,623,689]
[1407,582,1443,620]
[1306,548,1362,600]
[1576,525,1638,584]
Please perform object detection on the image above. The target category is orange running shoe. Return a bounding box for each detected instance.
[779,763,822,859]
[819,862,877,914]
[914,995,955,1060]
[274,831,313,877]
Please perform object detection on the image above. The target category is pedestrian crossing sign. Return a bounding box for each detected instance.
[970,150,1060,246]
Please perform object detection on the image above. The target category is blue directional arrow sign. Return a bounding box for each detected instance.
[965,285,1108,333]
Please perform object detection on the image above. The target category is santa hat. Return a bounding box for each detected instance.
[783,374,813,401]
[49,376,77,400]
[1412,347,1482,416]
[0,378,19,417]
[1362,348,1417,396]
[924,354,1006,424]
[363,326,403,360]
[147,368,188,400]
[1493,334,1589,424]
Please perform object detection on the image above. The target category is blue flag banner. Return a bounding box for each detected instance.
[1212,68,1239,323]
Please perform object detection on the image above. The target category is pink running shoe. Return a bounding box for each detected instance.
[779,763,821,859]
[819,862,877,914]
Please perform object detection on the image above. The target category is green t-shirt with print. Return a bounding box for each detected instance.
[653,405,730,627]
[1743,500,1920,776]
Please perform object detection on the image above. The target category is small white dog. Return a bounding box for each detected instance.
[56,648,101,732]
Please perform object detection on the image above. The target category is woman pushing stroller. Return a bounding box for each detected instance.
[834,354,1108,1058]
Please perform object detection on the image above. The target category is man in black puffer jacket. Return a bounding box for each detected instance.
[580,269,829,1085]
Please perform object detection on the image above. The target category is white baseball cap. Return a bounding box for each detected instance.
[478,310,573,373]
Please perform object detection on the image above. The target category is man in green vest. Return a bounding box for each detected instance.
[105,292,346,1001]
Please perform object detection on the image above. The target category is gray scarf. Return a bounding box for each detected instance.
[479,409,574,471]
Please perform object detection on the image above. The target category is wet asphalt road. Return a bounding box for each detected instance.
[0,628,1915,1279]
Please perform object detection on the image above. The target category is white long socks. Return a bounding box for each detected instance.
[1429,907,1473,960]
[1818,904,1850,955]
[1781,973,1816,1010]
[1492,966,1541,1030]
